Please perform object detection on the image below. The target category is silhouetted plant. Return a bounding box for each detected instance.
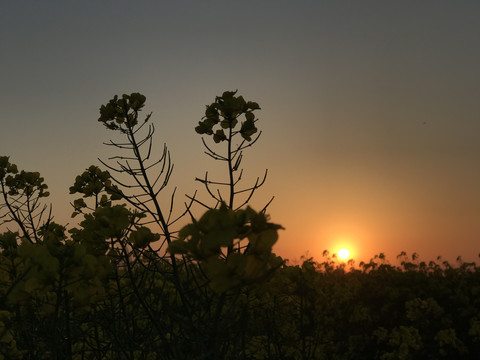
[3,93,480,360]
[191,90,273,212]
[0,156,51,243]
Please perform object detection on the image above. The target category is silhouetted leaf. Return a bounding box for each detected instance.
[213,129,226,143]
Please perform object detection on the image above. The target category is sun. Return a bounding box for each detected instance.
[337,248,350,260]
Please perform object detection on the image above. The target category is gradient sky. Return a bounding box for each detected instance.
[1,1,479,264]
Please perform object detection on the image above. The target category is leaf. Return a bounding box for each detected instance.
[240,118,258,141]
[195,120,214,135]
[220,118,238,129]
[168,239,189,255]
[248,229,278,255]
[205,104,220,122]
[129,227,160,248]
[0,156,9,168]
[99,194,109,206]
[245,111,255,121]
[246,101,261,110]
[128,92,146,111]
[213,129,227,143]
[0,231,19,258]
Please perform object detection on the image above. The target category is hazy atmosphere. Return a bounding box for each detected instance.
[2,1,480,263]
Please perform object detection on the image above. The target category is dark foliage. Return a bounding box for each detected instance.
[1,93,479,359]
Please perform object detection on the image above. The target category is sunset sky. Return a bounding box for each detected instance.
[1,1,479,264]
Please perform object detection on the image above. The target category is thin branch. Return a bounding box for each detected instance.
[201,138,227,161]
[168,192,196,226]
[234,169,269,210]
[233,131,262,154]
[185,195,213,210]
[260,196,275,214]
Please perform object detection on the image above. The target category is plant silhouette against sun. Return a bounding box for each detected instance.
[192,90,273,212]
[0,156,52,243]
[97,93,190,251]
[0,91,286,359]
[5,91,480,360]
[94,93,204,344]
[69,165,123,217]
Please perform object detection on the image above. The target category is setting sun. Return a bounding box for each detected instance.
[338,248,350,260]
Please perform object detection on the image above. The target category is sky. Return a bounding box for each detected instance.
[1,1,480,264]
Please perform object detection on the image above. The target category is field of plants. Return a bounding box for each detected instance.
[1,92,480,359]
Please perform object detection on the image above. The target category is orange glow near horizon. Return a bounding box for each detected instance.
[331,235,358,260]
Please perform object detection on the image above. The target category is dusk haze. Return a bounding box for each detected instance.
[2,1,480,358]
[2,1,480,264]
